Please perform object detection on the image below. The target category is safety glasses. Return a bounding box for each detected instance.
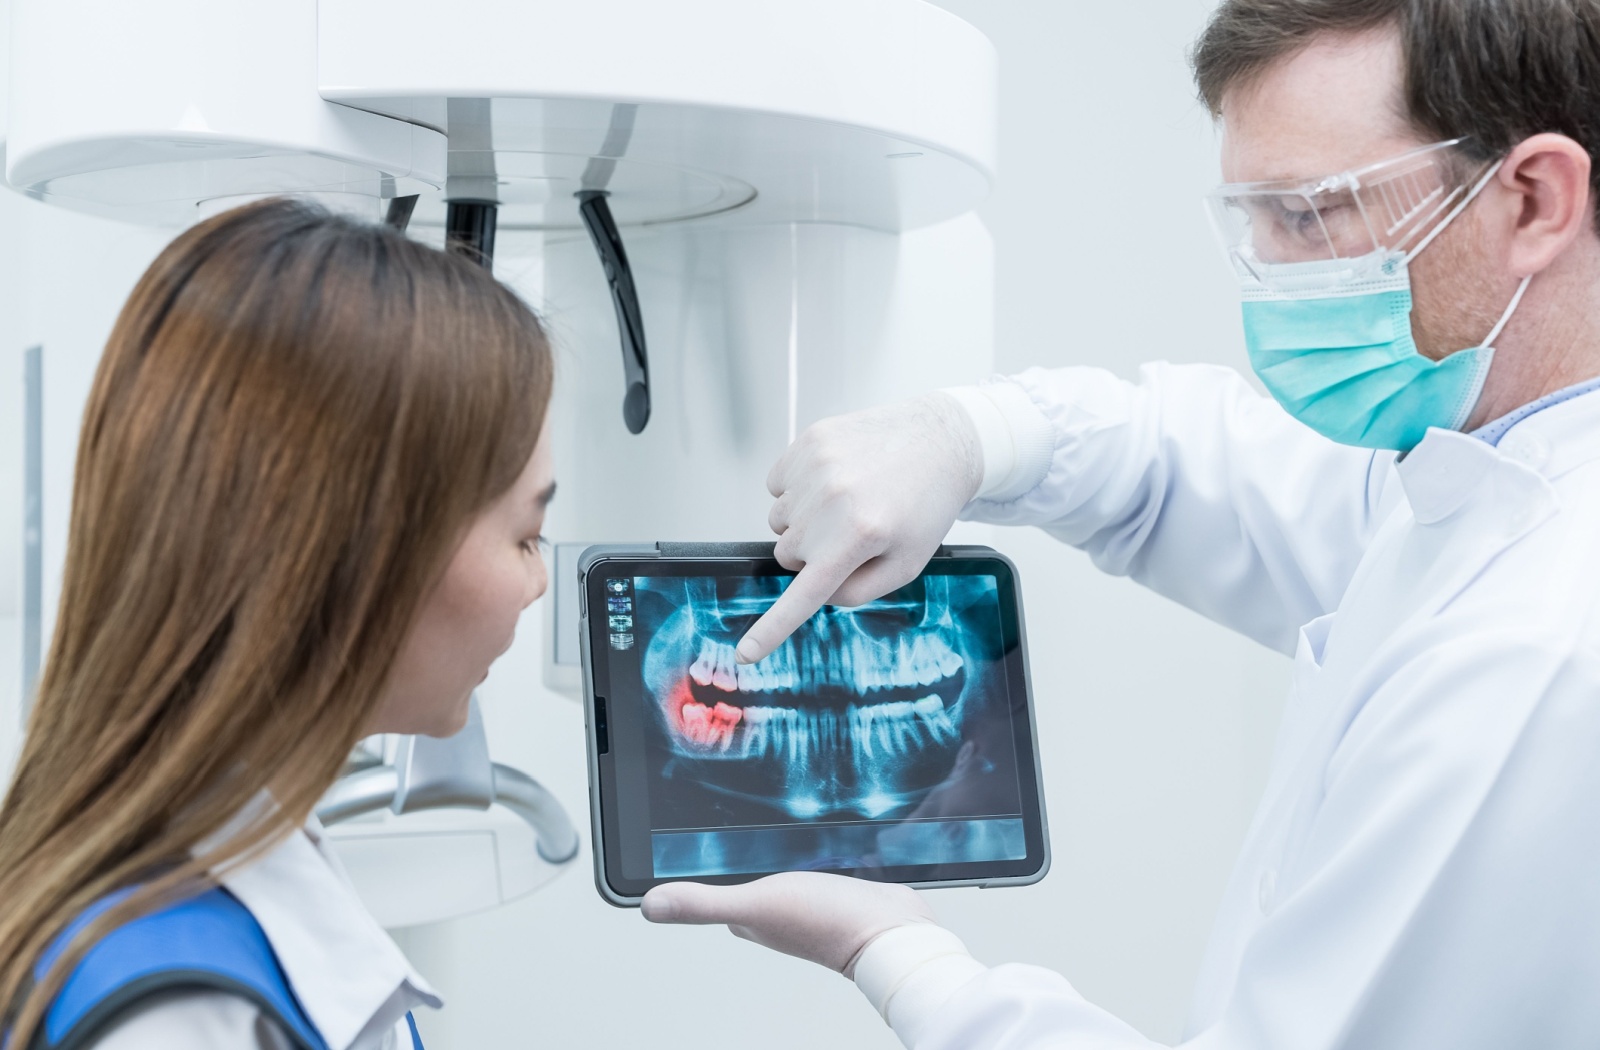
[1206,138,1493,288]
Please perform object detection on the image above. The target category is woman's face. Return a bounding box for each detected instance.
[373,432,556,736]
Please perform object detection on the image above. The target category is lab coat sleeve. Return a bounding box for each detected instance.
[866,628,1600,1050]
[951,362,1391,653]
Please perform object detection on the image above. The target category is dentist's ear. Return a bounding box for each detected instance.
[1499,133,1593,277]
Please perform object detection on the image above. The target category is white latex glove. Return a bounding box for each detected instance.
[737,393,983,664]
[640,872,938,977]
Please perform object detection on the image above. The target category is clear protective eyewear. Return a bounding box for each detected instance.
[1206,138,1496,289]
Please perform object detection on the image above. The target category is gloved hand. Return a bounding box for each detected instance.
[736,392,983,664]
[640,872,938,977]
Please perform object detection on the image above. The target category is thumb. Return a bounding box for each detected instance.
[641,881,756,925]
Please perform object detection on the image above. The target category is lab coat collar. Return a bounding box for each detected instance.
[199,797,442,1050]
[1396,430,1501,525]
[1496,382,1600,481]
[1398,385,1600,525]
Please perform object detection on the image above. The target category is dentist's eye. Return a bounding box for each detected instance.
[1272,200,1319,236]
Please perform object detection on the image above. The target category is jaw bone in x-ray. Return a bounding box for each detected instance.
[638,574,1005,822]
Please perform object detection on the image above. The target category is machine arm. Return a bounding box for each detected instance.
[577,190,651,434]
[317,762,579,865]
[317,697,579,865]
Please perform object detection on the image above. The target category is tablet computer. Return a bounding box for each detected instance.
[578,542,1050,906]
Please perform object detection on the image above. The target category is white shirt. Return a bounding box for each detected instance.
[860,362,1600,1049]
[89,813,441,1050]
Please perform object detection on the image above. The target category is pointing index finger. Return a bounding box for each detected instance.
[736,560,854,664]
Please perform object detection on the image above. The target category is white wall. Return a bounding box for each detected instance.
[0,0,1292,1045]
[0,0,18,776]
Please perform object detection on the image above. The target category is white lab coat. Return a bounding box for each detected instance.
[876,361,1600,1049]
[88,813,440,1050]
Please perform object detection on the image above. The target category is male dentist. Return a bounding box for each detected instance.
[644,2,1600,1048]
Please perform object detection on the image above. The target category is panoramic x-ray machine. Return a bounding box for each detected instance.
[6,0,998,927]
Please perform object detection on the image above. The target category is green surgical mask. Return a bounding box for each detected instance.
[1241,255,1529,451]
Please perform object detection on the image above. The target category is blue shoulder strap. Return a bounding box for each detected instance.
[34,887,326,1050]
[28,886,426,1050]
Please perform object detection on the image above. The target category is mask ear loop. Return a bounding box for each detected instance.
[1403,156,1531,432]
[1482,274,1533,349]
[1399,153,1531,349]
[1444,271,1533,430]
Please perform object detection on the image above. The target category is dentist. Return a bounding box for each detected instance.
[643,1,1600,1047]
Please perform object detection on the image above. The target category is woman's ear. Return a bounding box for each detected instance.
[1500,133,1593,277]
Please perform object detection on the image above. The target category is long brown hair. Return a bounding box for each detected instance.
[0,197,552,1044]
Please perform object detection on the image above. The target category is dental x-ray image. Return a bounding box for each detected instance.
[631,573,1027,877]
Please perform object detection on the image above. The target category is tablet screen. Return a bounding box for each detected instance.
[585,555,1047,897]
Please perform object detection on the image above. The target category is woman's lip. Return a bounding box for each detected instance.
[478,636,515,686]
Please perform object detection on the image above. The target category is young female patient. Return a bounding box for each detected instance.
[0,198,555,1049]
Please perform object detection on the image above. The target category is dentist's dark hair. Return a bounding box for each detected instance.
[0,197,552,1046]
[1192,0,1600,232]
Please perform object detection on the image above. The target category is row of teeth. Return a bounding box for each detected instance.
[688,633,963,695]
[678,695,958,760]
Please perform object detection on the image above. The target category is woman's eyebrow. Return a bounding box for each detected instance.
[535,481,558,508]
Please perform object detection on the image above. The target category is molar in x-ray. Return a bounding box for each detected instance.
[638,574,1004,822]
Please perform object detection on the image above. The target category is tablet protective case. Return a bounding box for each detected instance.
[578,542,1050,906]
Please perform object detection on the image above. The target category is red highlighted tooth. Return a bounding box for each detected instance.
[665,676,746,751]
[679,701,711,744]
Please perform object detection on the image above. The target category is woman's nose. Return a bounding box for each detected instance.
[525,560,548,608]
